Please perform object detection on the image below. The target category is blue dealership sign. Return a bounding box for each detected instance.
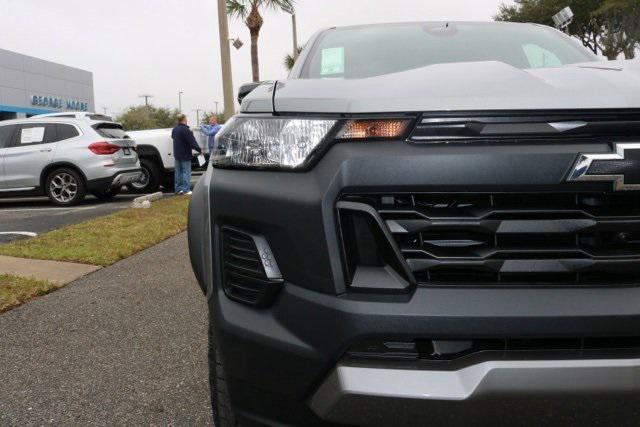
[31,95,88,111]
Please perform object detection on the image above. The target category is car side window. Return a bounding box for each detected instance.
[13,123,57,146]
[0,125,17,148]
[54,124,80,142]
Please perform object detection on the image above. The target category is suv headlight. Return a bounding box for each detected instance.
[211,117,337,170]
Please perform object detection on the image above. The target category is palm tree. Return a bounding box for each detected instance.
[227,0,295,82]
[284,45,304,71]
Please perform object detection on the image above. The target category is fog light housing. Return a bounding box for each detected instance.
[221,227,283,307]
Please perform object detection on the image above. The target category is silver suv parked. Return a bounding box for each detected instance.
[0,113,141,206]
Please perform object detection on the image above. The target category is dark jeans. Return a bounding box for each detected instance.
[174,159,191,193]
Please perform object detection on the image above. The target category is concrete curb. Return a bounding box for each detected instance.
[0,255,101,284]
[132,192,163,208]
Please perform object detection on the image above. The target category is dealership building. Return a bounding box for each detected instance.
[0,47,94,121]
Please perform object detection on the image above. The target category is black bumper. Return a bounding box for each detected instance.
[212,283,640,425]
[189,139,640,425]
[86,169,142,193]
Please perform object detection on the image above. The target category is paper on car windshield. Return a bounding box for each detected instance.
[321,47,345,75]
[197,154,206,167]
[522,44,562,68]
[21,127,45,144]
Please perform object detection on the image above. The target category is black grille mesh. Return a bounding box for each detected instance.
[340,193,640,287]
[222,228,281,306]
[346,337,640,366]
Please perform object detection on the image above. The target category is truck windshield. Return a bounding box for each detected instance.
[301,22,597,79]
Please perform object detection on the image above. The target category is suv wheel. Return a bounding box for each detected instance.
[46,168,86,206]
[209,320,238,427]
[127,158,160,194]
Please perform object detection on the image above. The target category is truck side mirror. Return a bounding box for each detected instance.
[238,82,262,105]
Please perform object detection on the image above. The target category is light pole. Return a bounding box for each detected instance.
[193,108,202,125]
[283,5,298,59]
[178,91,184,112]
[214,101,219,115]
[139,94,154,106]
[217,0,235,119]
[292,13,298,59]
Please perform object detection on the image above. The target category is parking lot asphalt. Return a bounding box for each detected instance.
[0,172,203,244]
[0,194,142,244]
[0,232,213,426]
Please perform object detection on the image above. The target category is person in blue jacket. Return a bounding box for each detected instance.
[200,116,223,155]
[171,114,202,195]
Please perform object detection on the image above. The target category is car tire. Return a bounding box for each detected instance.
[92,186,121,200]
[45,168,86,207]
[209,320,238,427]
[126,158,160,194]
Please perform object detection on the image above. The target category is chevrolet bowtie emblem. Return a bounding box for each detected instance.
[569,143,640,191]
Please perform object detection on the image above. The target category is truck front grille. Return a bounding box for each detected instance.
[346,336,640,366]
[408,110,640,142]
[339,192,640,287]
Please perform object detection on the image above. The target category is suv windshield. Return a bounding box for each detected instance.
[301,22,597,79]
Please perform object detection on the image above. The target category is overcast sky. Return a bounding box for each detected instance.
[0,0,512,122]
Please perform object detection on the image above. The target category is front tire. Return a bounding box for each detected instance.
[127,158,161,194]
[209,319,238,427]
[45,168,86,206]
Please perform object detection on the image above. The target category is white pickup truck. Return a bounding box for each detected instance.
[126,127,209,193]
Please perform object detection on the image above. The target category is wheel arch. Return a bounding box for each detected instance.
[40,162,88,189]
[136,144,165,169]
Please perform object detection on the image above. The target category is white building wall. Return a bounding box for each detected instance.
[0,48,94,116]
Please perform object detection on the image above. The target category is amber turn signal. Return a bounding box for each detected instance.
[336,119,411,140]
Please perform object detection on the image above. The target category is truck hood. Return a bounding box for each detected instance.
[243,60,640,114]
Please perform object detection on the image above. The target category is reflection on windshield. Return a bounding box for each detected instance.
[302,22,596,79]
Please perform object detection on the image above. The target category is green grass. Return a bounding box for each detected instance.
[0,274,57,313]
[0,196,189,266]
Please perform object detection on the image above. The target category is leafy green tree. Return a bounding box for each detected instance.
[496,0,603,55]
[116,105,181,131]
[227,0,295,82]
[595,0,639,58]
[284,45,304,71]
[201,111,226,125]
[495,0,639,59]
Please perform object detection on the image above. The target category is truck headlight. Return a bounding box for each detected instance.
[210,117,337,170]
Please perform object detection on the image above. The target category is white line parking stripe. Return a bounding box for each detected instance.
[0,231,37,237]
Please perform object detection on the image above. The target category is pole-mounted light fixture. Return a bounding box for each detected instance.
[552,7,573,32]
[230,37,244,50]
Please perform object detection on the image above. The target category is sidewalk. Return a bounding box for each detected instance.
[0,255,100,284]
[0,233,212,425]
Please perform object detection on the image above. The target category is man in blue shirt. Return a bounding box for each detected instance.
[171,114,202,195]
[200,116,223,155]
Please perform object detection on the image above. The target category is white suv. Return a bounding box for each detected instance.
[0,113,141,206]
